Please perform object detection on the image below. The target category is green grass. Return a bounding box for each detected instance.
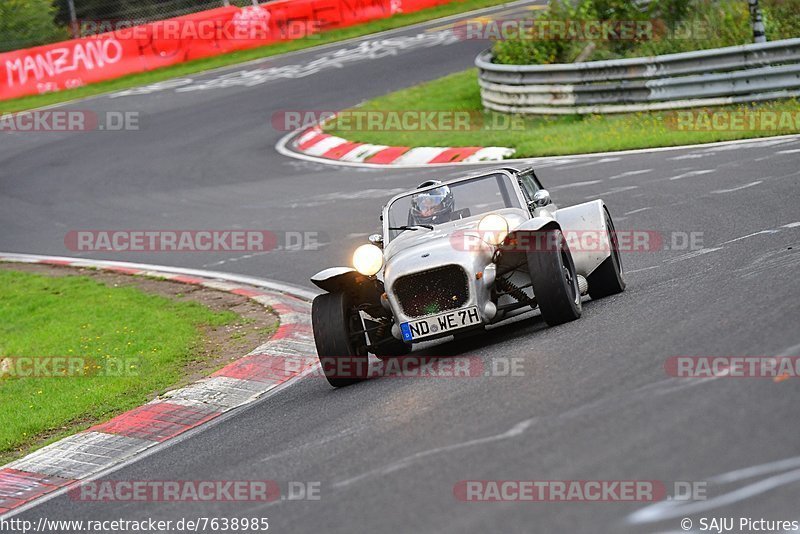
[0,269,236,461]
[322,69,800,157]
[1,0,509,114]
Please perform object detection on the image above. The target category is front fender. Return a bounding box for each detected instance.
[497,216,561,273]
[310,267,383,307]
[311,267,359,293]
[502,203,611,278]
[507,216,561,238]
[554,199,610,277]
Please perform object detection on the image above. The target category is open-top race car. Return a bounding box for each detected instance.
[310,167,625,387]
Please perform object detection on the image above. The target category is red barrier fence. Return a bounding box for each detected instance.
[0,0,453,102]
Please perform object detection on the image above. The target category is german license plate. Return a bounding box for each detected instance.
[400,306,481,341]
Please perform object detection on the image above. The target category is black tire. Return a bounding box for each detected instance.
[311,292,369,387]
[588,210,626,299]
[527,228,582,326]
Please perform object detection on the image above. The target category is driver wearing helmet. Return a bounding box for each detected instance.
[409,180,455,226]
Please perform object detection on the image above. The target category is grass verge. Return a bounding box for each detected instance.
[322,69,800,157]
[1,0,510,114]
[0,269,238,463]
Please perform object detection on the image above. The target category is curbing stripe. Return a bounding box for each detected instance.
[89,403,220,443]
[156,376,273,412]
[322,141,364,159]
[297,131,329,151]
[463,146,517,162]
[279,123,800,169]
[288,124,515,166]
[304,135,349,156]
[392,146,449,165]
[296,127,323,147]
[0,253,317,517]
[429,146,482,163]
[366,145,412,164]
[340,143,390,162]
[5,433,157,481]
[0,469,74,512]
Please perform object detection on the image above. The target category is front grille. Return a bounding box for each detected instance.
[393,265,469,318]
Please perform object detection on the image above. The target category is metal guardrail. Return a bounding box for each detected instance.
[476,38,800,114]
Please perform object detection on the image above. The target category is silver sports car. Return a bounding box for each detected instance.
[310,167,625,387]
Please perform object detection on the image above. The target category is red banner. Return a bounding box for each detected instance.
[0,0,453,101]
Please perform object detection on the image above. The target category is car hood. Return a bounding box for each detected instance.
[383,208,529,265]
[384,218,479,263]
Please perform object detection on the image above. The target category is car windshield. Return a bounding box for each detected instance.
[385,172,522,241]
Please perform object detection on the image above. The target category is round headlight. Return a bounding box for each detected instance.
[477,214,509,245]
[353,244,384,276]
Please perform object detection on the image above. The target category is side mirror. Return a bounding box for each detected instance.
[530,189,552,209]
[369,233,384,248]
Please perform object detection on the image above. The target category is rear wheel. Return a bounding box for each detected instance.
[588,210,626,299]
[527,228,582,326]
[311,292,369,387]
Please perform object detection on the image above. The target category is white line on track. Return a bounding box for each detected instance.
[332,418,536,489]
[666,247,723,263]
[624,207,652,215]
[627,462,800,525]
[549,180,603,190]
[585,185,638,199]
[710,180,763,194]
[668,153,708,160]
[669,169,715,180]
[553,157,621,170]
[719,229,779,245]
[627,265,660,274]
[608,169,654,180]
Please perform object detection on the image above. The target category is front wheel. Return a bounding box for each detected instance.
[527,228,582,326]
[311,292,369,387]
[587,209,626,299]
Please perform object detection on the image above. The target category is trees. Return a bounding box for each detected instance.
[0,0,66,52]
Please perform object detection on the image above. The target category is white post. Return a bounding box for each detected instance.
[749,0,767,43]
[67,0,79,38]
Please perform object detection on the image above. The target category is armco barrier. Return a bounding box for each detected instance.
[0,0,452,102]
[476,38,800,114]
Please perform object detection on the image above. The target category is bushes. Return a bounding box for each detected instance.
[492,0,800,65]
[762,0,800,40]
[613,0,751,58]
[0,0,66,52]
[492,0,596,65]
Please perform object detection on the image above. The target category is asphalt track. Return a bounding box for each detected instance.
[2,1,800,531]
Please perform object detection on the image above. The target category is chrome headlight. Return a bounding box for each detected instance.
[353,244,384,276]
[477,214,509,245]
